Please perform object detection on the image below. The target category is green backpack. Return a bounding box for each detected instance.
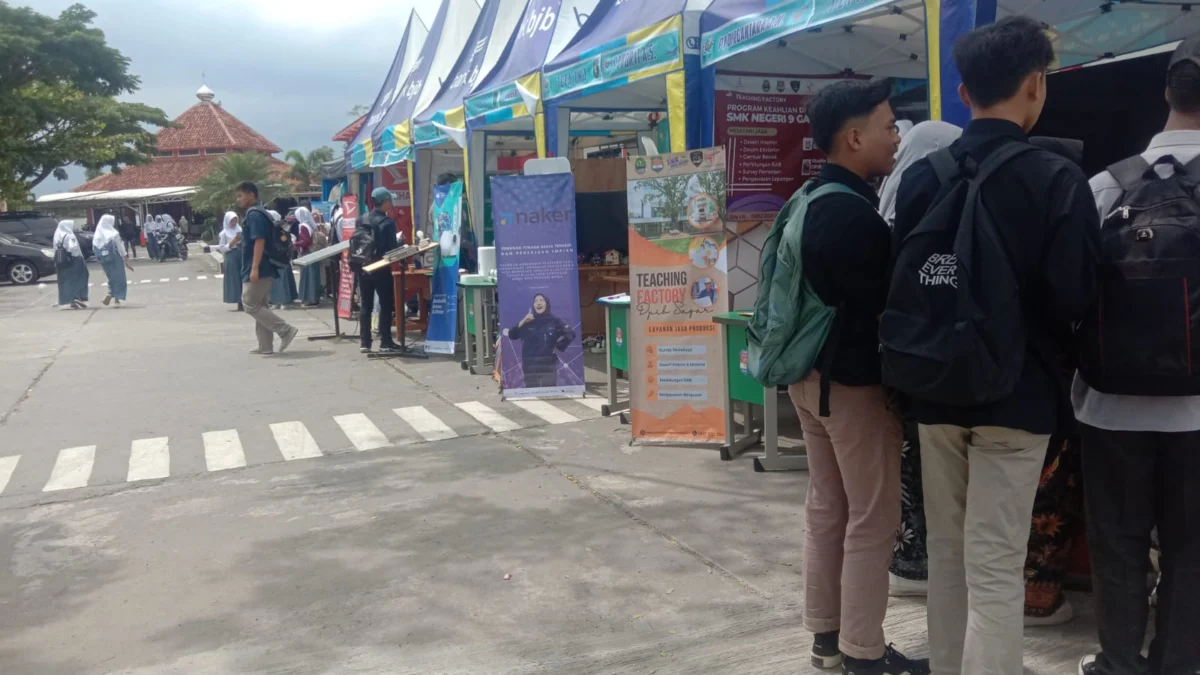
[747,181,863,395]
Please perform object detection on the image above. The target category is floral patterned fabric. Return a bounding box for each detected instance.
[1024,434,1084,618]
[891,417,927,581]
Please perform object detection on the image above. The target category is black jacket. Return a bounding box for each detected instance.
[802,163,893,386]
[362,209,398,277]
[510,312,574,370]
[893,119,1099,434]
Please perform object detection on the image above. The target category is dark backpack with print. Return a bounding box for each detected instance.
[880,143,1037,406]
[247,206,293,270]
[1077,154,1200,395]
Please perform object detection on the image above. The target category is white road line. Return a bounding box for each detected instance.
[270,421,323,461]
[140,279,151,284]
[0,456,19,493]
[128,437,170,482]
[394,406,458,441]
[512,400,579,425]
[202,429,246,471]
[87,283,94,288]
[577,398,606,413]
[44,446,96,492]
[178,277,189,281]
[159,278,169,283]
[215,274,224,279]
[456,401,521,433]
[334,414,389,451]
[196,275,208,280]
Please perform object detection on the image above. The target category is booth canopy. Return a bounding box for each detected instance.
[542,0,699,108]
[413,0,528,149]
[346,12,428,171]
[367,0,482,168]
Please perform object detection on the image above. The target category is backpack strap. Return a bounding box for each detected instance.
[927,148,960,185]
[1106,155,1152,193]
[972,141,1039,185]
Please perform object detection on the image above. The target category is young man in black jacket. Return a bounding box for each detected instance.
[891,17,1098,675]
[787,80,927,675]
[358,186,400,354]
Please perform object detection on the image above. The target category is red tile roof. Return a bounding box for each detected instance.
[75,155,292,192]
[157,101,281,153]
[333,115,367,143]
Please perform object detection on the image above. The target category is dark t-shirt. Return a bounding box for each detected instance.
[241,206,277,282]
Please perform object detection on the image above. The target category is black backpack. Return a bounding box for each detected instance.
[1077,154,1200,396]
[880,143,1036,406]
[347,225,376,271]
[247,207,293,269]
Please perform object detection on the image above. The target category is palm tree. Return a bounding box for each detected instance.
[284,147,335,192]
[192,153,286,215]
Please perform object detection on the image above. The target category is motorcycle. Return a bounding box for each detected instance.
[153,230,188,262]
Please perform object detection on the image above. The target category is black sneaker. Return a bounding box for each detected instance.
[843,645,930,675]
[812,631,843,670]
[1078,655,1098,675]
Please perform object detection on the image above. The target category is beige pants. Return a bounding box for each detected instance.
[788,373,901,660]
[920,424,1049,675]
[242,276,293,352]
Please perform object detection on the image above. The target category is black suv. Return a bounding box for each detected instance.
[0,211,93,258]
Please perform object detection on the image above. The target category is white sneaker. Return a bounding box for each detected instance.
[1026,598,1075,627]
[1078,654,1097,674]
[889,573,928,597]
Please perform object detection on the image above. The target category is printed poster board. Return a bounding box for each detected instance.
[627,148,729,441]
[424,181,463,354]
[493,173,585,399]
[336,195,358,321]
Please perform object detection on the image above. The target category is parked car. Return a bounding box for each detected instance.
[0,211,93,259]
[0,233,56,285]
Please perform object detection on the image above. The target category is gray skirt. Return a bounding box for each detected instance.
[223,250,244,304]
[56,255,89,305]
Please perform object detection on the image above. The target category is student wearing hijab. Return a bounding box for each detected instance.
[92,214,133,306]
[267,210,298,309]
[145,215,160,260]
[53,219,89,309]
[878,120,964,227]
[294,207,322,306]
[218,211,244,311]
[160,214,180,260]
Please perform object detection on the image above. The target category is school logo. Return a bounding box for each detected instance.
[790,80,801,93]
[776,80,786,92]
[592,60,602,79]
[702,36,714,56]
[651,157,664,172]
[762,79,771,92]
[634,157,647,174]
[690,150,704,167]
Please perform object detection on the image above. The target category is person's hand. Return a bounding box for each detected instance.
[125,260,134,271]
[250,267,260,283]
[519,311,534,328]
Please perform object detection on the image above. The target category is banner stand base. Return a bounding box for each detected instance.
[367,345,429,360]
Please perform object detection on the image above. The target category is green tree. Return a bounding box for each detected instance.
[284,147,335,191]
[695,170,727,223]
[0,3,171,200]
[192,154,286,215]
[641,175,691,227]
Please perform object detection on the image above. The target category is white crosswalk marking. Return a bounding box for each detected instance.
[202,430,246,471]
[159,278,169,283]
[334,414,389,451]
[0,456,19,493]
[395,406,458,441]
[197,275,208,280]
[215,274,224,279]
[178,277,189,281]
[512,400,579,425]
[577,398,606,412]
[140,279,151,284]
[456,401,521,433]
[44,446,96,491]
[270,421,323,461]
[128,437,170,482]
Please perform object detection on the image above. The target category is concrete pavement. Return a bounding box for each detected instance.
[0,252,1099,674]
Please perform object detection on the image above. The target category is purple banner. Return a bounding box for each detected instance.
[493,174,585,399]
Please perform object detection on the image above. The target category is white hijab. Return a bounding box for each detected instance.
[878,120,963,227]
[53,220,81,256]
[162,214,177,231]
[93,214,120,251]
[294,207,315,236]
[218,211,241,252]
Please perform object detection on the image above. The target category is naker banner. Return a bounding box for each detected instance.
[424,181,463,354]
[492,173,585,399]
[627,148,729,441]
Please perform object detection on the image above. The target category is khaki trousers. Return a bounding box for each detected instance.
[242,276,293,352]
[788,373,901,660]
[920,424,1049,675]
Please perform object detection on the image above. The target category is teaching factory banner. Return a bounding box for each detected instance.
[492,173,585,399]
[627,148,729,441]
[425,181,463,354]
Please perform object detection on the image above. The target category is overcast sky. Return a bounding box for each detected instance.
[25,0,441,194]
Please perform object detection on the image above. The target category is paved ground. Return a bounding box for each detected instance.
[0,250,1098,674]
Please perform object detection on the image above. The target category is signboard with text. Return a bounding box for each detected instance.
[626,148,729,441]
[336,195,359,320]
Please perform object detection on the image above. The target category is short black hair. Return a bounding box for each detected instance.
[236,181,259,198]
[1168,61,1200,114]
[808,79,892,153]
[954,16,1054,108]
